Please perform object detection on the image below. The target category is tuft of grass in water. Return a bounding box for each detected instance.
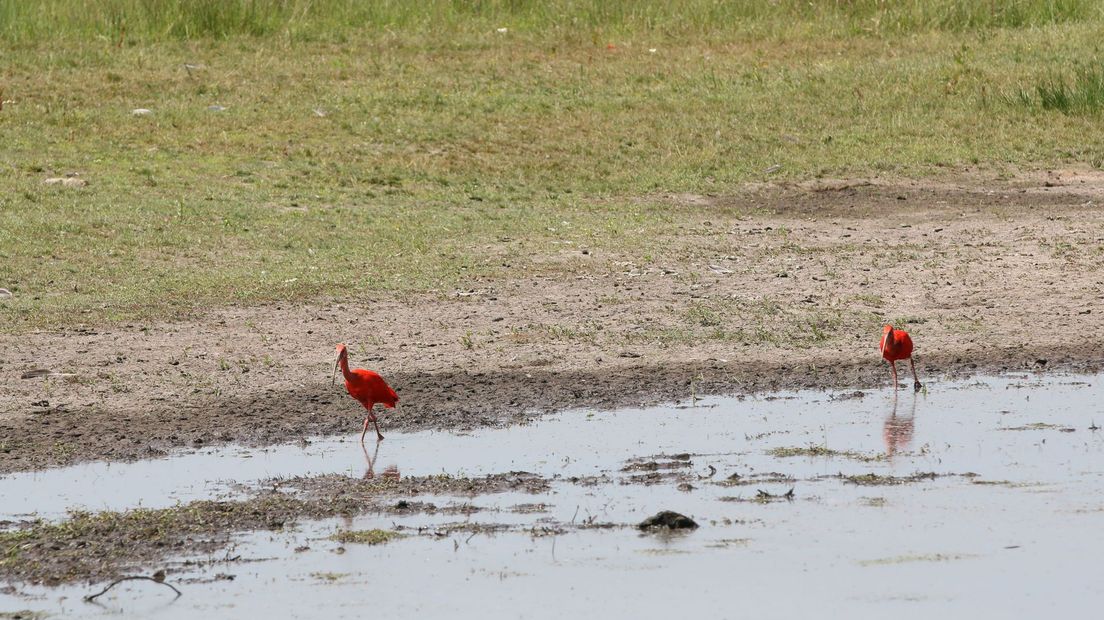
[1012,66,1104,114]
[841,472,954,486]
[859,553,977,566]
[768,445,886,463]
[330,529,405,545]
[1000,422,1074,431]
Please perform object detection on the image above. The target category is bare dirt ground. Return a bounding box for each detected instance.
[3,172,1104,473]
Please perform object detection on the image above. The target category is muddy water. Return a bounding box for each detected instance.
[3,374,1104,618]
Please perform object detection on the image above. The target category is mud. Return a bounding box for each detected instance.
[4,174,1104,473]
[5,355,1088,474]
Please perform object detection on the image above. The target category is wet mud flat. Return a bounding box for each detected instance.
[3,374,1104,618]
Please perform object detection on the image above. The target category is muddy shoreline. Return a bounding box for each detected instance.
[1,347,1097,474]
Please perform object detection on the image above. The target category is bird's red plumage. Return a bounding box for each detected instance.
[880,327,914,362]
[345,368,399,409]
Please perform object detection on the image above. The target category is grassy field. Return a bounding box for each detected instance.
[2,0,1104,331]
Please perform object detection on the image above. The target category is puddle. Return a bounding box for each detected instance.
[3,373,1104,617]
[3,374,1102,520]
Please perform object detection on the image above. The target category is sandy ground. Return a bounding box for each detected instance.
[2,172,1104,473]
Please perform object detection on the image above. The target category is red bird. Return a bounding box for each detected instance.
[332,343,399,442]
[880,325,922,392]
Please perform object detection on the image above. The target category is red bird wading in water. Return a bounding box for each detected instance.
[880,325,922,392]
[332,343,399,442]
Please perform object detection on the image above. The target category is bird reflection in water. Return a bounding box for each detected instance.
[883,392,917,458]
[362,441,401,481]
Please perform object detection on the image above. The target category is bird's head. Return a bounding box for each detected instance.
[881,325,894,352]
[332,343,347,386]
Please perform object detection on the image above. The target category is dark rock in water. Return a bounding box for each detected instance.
[638,511,698,530]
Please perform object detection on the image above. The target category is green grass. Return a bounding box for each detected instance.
[1015,65,1104,113]
[1,0,1098,43]
[3,2,1104,330]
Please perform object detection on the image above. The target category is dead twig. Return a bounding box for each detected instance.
[85,574,181,602]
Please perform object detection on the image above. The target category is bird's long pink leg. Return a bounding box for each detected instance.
[366,411,383,441]
[360,403,375,443]
[888,360,899,390]
[909,357,922,392]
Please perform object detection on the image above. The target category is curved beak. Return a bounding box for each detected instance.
[331,353,340,386]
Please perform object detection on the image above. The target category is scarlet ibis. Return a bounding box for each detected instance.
[880,325,921,391]
[332,343,399,442]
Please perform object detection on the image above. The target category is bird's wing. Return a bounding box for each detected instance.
[351,369,398,401]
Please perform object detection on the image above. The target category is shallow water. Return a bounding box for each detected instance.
[3,373,1104,618]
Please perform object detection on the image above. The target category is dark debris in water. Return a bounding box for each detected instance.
[621,458,693,473]
[759,488,795,501]
[715,472,795,487]
[834,472,977,486]
[0,612,48,620]
[622,471,689,486]
[567,474,614,487]
[509,503,551,514]
[637,511,699,530]
[720,488,795,503]
[279,471,550,499]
